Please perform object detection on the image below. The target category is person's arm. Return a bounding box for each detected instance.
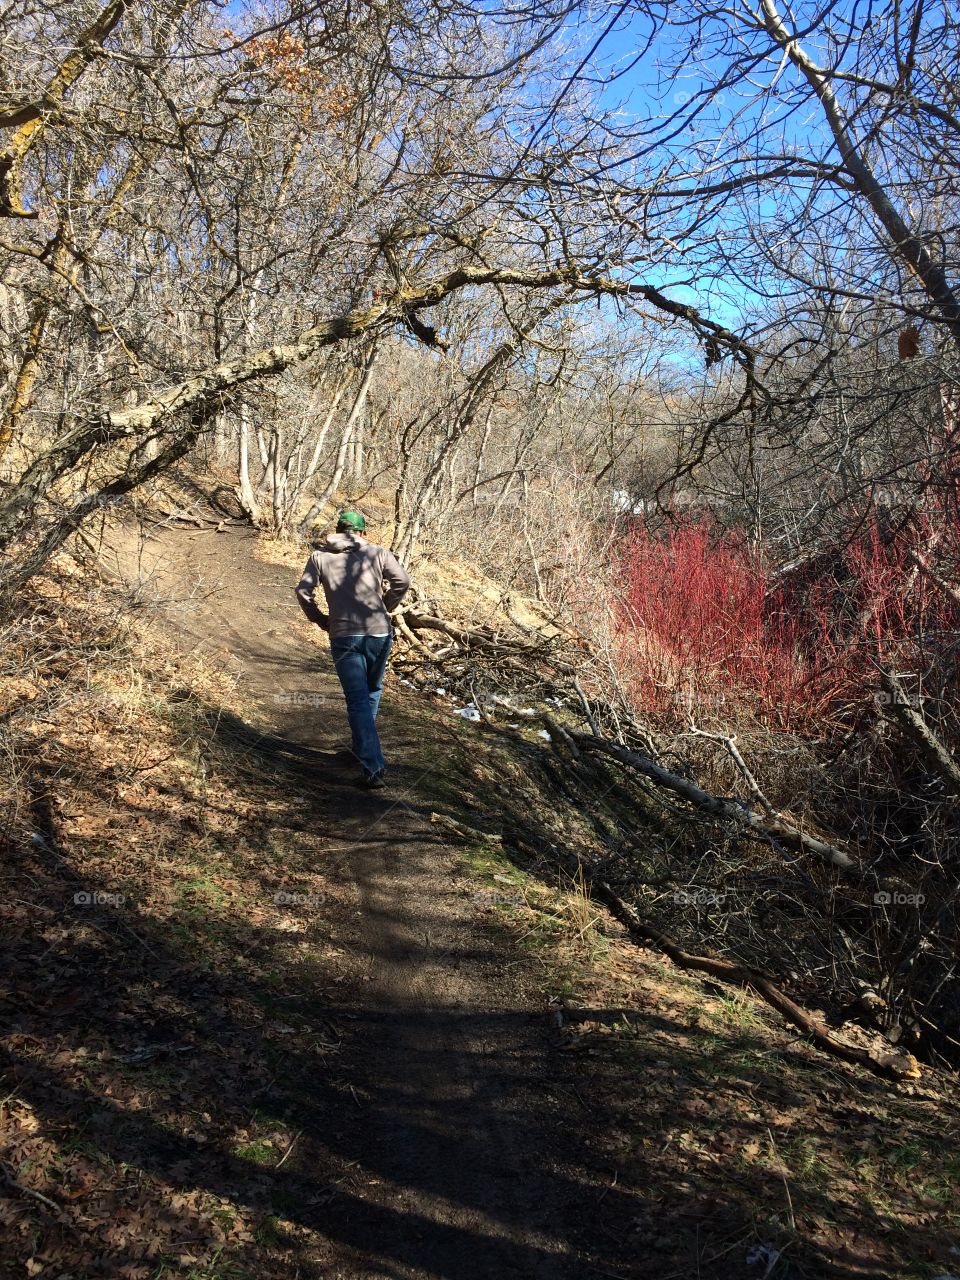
[381,548,411,612]
[295,553,329,629]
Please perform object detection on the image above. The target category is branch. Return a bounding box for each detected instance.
[588,877,921,1082]
[0,263,754,554]
[1,409,208,598]
[905,548,960,610]
[758,0,960,349]
[572,731,858,872]
[0,0,126,217]
[688,726,776,819]
[878,667,960,801]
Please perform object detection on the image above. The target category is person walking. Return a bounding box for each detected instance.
[295,510,411,788]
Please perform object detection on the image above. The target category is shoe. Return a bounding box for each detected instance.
[358,769,386,789]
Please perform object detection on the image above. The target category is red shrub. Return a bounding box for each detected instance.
[613,511,960,737]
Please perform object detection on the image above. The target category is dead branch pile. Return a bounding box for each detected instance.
[397,604,933,1082]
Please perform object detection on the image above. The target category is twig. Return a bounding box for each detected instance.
[766,1126,796,1232]
[275,1128,303,1169]
[572,676,600,736]
[596,1170,618,1204]
[688,725,775,818]
[1,1168,78,1231]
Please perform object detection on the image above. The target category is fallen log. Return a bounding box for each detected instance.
[589,878,921,1082]
[430,811,920,1081]
[404,610,533,649]
[571,731,858,873]
[395,613,439,659]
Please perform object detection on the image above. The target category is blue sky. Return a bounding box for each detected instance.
[214,0,845,335]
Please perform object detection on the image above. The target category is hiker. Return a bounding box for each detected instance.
[295,510,411,788]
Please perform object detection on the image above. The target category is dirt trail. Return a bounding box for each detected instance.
[105,524,638,1279]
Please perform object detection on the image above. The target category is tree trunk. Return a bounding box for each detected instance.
[236,403,262,524]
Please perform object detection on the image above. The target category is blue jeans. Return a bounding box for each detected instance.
[329,633,392,776]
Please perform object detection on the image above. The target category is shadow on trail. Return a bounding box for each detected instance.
[3,688,940,1280]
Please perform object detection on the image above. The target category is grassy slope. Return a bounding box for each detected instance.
[0,549,958,1279]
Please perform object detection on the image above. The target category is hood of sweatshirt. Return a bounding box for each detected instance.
[322,532,363,553]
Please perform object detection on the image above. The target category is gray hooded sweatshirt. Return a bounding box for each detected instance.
[295,533,411,638]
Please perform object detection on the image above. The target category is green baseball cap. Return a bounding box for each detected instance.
[337,509,366,532]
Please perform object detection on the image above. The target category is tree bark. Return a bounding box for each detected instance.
[0,0,127,217]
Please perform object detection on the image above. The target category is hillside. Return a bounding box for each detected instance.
[1,522,958,1280]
